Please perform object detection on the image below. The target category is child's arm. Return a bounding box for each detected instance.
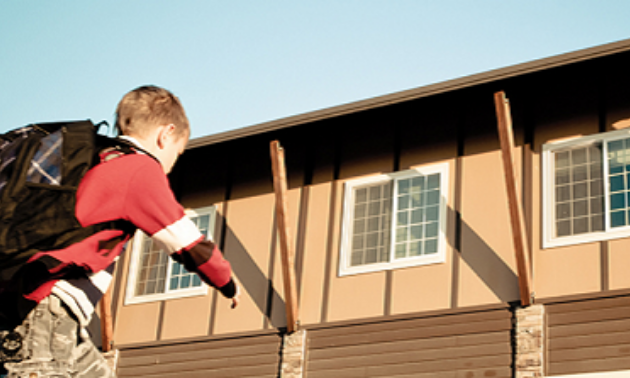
[123,156,238,301]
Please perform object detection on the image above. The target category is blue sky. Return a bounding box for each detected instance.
[2,1,630,139]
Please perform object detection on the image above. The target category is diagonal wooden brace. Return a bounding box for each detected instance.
[270,140,300,333]
[494,91,533,307]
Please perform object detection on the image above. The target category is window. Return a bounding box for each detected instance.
[543,128,630,248]
[339,163,449,276]
[125,206,216,304]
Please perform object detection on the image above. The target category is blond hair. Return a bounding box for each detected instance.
[115,85,189,138]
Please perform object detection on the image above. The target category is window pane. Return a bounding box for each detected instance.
[556,151,570,168]
[557,203,570,220]
[573,217,589,234]
[556,169,570,185]
[573,200,588,217]
[553,143,604,237]
[425,222,439,238]
[608,138,630,228]
[395,244,406,259]
[397,212,408,226]
[611,211,626,227]
[427,174,440,190]
[592,215,604,232]
[135,235,169,296]
[410,225,423,240]
[394,174,441,260]
[349,181,392,266]
[355,188,367,203]
[424,239,438,254]
[409,241,422,256]
[365,248,378,264]
[610,175,624,192]
[411,208,423,223]
[556,220,571,237]
[572,165,587,182]
[426,190,440,205]
[197,215,209,234]
[572,148,587,165]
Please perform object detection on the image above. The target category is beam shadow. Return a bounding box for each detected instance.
[216,212,286,329]
[447,204,520,303]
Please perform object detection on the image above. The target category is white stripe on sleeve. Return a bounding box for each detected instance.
[152,216,203,254]
[52,282,94,326]
[89,269,113,293]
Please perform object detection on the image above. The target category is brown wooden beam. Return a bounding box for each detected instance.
[270,140,300,333]
[494,91,533,307]
[100,286,114,352]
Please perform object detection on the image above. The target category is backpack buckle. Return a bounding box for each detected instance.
[0,329,24,363]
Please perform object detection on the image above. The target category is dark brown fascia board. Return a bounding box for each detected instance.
[188,37,630,150]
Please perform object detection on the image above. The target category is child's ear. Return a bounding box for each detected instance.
[156,124,176,149]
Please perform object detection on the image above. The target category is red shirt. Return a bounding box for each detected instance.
[10,150,235,325]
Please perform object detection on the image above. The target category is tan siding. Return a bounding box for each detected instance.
[117,332,281,378]
[114,302,161,345]
[459,145,519,307]
[547,294,630,376]
[305,307,512,377]
[160,295,213,340]
[608,238,630,290]
[327,270,387,322]
[299,183,333,325]
[214,194,275,334]
[536,243,601,298]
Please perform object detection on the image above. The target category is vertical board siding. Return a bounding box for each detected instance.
[547,294,630,376]
[305,307,512,377]
[117,332,281,378]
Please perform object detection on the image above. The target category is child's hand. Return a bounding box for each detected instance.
[230,283,241,309]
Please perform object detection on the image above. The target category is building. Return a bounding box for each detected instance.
[108,38,630,377]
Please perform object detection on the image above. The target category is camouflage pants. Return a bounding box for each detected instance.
[1,295,115,378]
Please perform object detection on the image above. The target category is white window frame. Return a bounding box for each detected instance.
[542,128,630,248]
[339,163,449,276]
[124,206,216,305]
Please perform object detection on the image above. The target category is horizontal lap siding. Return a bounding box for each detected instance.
[117,332,282,378]
[547,295,630,376]
[305,308,512,378]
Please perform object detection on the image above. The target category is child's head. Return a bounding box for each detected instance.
[116,86,190,174]
[115,85,190,140]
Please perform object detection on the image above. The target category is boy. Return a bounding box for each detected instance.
[0,86,239,377]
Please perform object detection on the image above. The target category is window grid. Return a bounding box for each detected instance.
[553,144,604,237]
[168,215,209,290]
[394,174,441,259]
[342,164,448,276]
[543,128,630,249]
[607,137,630,228]
[350,183,392,267]
[135,213,210,297]
[135,238,169,296]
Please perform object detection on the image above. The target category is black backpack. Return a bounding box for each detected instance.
[0,120,135,289]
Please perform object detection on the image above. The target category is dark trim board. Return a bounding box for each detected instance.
[305,306,513,377]
[117,330,282,378]
[546,291,630,376]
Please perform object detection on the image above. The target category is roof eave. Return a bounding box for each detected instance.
[188,38,630,149]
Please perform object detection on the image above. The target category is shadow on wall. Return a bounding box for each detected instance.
[216,212,287,329]
[446,204,520,303]
[210,195,519,329]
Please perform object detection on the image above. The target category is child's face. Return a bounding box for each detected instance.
[160,132,188,174]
